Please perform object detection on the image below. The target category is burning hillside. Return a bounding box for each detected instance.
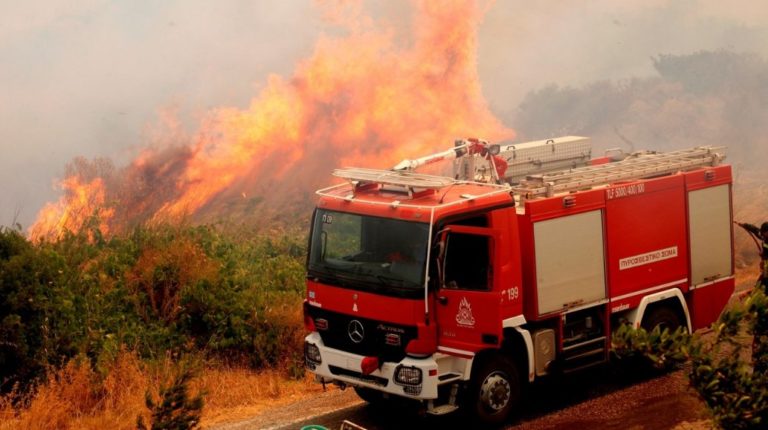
[29,0,511,240]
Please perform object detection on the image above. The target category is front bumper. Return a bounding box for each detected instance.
[304,332,441,399]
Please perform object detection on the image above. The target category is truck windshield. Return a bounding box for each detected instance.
[308,209,429,293]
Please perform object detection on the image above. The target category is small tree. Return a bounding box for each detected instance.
[137,366,204,430]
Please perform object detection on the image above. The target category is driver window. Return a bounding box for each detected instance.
[323,212,362,259]
[443,233,490,290]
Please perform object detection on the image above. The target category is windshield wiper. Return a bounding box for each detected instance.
[309,265,419,293]
[375,274,420,290]
[308,268,351,287]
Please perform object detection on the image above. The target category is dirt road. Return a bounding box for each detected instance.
[209,365,712,430]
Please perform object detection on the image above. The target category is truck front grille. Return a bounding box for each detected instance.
[307,307,417,362]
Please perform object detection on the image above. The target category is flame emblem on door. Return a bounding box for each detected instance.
[455,297,476,327]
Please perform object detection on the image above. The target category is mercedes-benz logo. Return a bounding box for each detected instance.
[348,320,365,344]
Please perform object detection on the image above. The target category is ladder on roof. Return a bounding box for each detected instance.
[334,167,456,189]
[333,167,456,198]
[511,146,726,199]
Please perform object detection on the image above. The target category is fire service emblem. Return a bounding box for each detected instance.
[456,297,476,327]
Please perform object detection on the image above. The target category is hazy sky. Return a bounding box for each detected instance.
[1,0,767,228]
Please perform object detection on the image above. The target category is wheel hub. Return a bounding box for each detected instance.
[479,372,511,411]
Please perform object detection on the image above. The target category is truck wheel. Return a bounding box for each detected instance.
[354,386,387,404]
[467,354,521,425]
[641,305,684,333]
[636,305,687,371]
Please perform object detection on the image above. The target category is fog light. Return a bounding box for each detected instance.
[394,365,422,385]
[304,342,321,366]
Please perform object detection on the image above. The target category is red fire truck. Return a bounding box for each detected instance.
[303,136,734,424]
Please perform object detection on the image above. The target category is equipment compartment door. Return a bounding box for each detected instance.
[533,210,607,315]
[435,226,502,354]
[687,183,735,330]
[688,184,733,285]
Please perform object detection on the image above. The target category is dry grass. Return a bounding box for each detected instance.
[0,351,318,430]
[0,352,150,430]
[196,367,322,427]
[735,265,760,291]
[673,420,717,430]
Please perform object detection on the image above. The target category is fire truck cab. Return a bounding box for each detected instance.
[303,137,734,424]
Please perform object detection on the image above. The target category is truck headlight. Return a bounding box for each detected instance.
[394,365,422,385]
[304,342,322,367]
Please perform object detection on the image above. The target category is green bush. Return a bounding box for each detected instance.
[0,227,80,388]
[612,285,768,429]
[0,223,307,391]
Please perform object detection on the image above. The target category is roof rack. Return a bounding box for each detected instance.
[333,167,457,198]
[512,146,726,200]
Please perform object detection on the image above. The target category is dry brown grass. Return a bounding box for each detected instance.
[0,351,320,430]
[0,352,150,430]
[196,367,322,427]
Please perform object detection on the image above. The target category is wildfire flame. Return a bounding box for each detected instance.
[30,176,114,240]
[30,0,513,241]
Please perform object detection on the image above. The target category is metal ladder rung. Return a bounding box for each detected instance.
[541,152,711,182]
[558,157,712,184]
[333,167,456,190]
[513,146,725,198]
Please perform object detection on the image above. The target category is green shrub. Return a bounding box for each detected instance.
[0,227,80,388]
[0,223,307,391]
[612,285,768,429]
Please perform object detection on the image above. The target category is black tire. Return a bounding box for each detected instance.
[354,386,387,404]
[636,305,687,371]
[466,354,521,426]
[641,305,684,333]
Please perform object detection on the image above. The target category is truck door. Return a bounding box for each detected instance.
[435,225,502,354]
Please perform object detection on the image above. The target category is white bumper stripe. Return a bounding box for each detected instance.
[305,332,442,399]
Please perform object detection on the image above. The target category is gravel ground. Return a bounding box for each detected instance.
[207,367,714,430]
[207,388,362,430]
[513,369,712,430]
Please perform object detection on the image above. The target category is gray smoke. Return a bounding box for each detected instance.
[2,0,768,228]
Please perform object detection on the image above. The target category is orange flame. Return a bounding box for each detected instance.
[30,176,115,241]
[30,0,513,239]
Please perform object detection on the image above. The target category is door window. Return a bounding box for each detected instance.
[443,233,490,290]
